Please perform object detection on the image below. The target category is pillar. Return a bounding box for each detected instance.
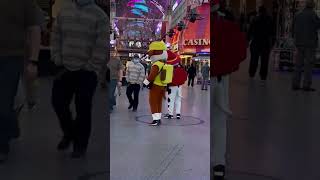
[165,4,173,43]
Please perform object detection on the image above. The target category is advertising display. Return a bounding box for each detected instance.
[181,3,210,54]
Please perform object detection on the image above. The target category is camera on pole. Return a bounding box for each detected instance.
[177,21,186,31]
[186,8,204,23]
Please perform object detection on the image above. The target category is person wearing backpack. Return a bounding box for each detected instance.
[143,41,173,126]
[187,64,197,87]
[164,51,187,120]
[212,0,247,179]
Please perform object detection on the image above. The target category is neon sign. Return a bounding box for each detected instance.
[183,39,210,46]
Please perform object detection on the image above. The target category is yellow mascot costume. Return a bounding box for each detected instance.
[143,41,173,126]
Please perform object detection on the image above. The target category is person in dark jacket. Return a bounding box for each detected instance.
[187,64,197,87]
[292,0,320,91]
[248,6,274,83]
[201,62,210,90]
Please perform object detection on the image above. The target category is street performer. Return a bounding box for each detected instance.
[143,41,173,126]
[164,50,187,120]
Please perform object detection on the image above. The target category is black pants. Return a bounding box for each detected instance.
[249,45,270,80]
[126,84,140,110]
[0,57,23,153]
[52,69,97,150]
[188,77,195,87]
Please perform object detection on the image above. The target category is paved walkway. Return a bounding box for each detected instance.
[0,79,210,180]
[110,84,210,180]
[226,61,320,180]
[0,78,108,180]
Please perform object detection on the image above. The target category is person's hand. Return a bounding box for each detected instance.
[26,62,38,81]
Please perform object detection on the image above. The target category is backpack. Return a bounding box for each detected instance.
[159,63,174,84]
[171,66,188,86]
[152,61,173,86]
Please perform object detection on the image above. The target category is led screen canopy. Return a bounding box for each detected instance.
[134,4,149,13]
[131,9,143,16]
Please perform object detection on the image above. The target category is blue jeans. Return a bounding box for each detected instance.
[0,56,24,152]
[108,79,117,111]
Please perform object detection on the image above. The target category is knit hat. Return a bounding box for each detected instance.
[166,50,180,65]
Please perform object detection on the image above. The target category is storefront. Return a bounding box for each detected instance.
[271,0,320,71]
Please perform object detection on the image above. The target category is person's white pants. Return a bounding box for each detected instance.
[212,76,232,166]
[167,86,182,115]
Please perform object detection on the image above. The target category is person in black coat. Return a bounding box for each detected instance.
[248,6,274,83]
[187,64,197,87]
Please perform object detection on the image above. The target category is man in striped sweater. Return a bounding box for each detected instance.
[126,54,145,112]
[51,0,108,158]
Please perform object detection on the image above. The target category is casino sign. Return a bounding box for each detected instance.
[183,39,210,46]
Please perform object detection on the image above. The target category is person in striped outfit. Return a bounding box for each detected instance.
[126,54,145,112]
[51,0,108,158]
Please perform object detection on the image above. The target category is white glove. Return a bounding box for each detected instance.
[143,79,150,86]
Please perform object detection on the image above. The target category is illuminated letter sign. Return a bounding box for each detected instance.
[183,39,210,46]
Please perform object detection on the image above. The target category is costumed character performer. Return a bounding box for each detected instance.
[164,51,187,120]
[143,41,173,126]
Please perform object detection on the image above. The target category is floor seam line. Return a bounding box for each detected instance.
[155,144,184,180]
[145,144,180,180]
